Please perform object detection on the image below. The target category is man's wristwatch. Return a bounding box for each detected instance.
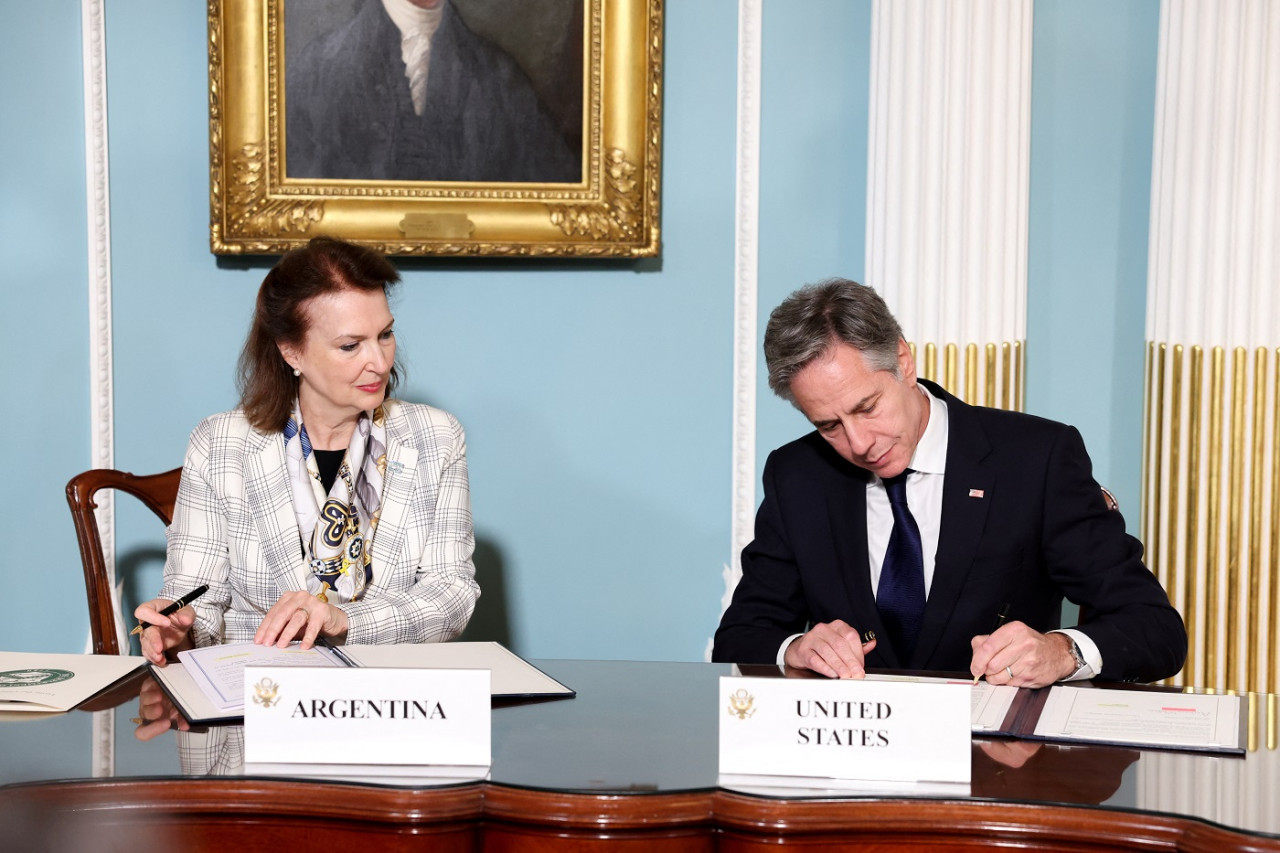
[1066,638,1087,673]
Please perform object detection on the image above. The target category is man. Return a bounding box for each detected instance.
[712,280,1186,688]
[286,0,581,183]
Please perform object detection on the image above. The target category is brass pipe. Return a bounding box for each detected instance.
[1247,348,1266,693]
[1153,344,1168,610]
[965,343,978,404]
[1152,338,1162,563]
[1166,345,1183,682]
[1226,348,1246,687]
[1015,341,1024,412]
[1206,347,1224,688]
[984,343,996,408]
[1186,346,1203,688]
[1001,342,1011,411]
[1271,350,1280,695]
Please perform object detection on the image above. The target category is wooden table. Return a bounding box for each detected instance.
[1,659,1276,851]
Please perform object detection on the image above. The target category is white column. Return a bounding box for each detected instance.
[715,0,763,654]
[866,0,1032,410]
[82,0,115,776]
[1143,0,1280,693]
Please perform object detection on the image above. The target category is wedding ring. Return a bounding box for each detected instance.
[295,607,310,618]
[1005,665,1014,679]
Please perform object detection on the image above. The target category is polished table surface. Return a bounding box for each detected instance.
[1,659,1278,851]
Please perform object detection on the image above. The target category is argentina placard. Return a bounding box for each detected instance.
[718,676,970,785]
[243,666,490,767]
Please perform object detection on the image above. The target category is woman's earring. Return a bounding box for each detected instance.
[293,368,301,377]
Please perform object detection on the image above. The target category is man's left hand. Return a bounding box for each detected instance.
[969,622,1076,688]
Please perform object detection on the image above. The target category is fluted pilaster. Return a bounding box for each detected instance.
[1143,0,1280,693]
[866,0,1032,409]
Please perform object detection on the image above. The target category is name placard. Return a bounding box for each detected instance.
[719,676,970,785]
[243,666,490,768]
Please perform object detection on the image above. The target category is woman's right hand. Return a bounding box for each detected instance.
[133,598,196,666]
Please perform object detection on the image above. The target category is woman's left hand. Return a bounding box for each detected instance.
[255,590,349,649]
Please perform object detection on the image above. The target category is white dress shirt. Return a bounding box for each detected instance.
[777,383,1100,680]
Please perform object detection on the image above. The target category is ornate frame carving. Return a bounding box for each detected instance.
[209,0,662,257]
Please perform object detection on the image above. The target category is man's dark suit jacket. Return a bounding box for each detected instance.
[712,380,1187,683]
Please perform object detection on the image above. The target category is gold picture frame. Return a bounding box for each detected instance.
[209,0,662,257]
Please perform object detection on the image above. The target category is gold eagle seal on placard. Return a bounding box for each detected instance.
[727,688,756,720]
[252,676,281,709]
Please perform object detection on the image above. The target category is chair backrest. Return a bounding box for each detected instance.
[65,468,182,655]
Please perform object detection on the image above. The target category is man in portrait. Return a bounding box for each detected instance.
[286,0,582,183]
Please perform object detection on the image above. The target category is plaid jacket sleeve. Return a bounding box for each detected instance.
[339,402,479,644]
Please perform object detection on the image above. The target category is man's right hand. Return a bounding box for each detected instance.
[783,620,877,678]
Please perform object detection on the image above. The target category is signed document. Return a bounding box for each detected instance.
[862,673,1020,732]
[178,643,343,713]
[153,641,574,725]
[1032,687,1242,752]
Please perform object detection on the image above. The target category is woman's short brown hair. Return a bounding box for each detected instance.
[237,236,402,432]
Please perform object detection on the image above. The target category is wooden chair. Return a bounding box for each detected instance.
[65,468,182,655]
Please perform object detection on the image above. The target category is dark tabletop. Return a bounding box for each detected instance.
[1,659,1277,840]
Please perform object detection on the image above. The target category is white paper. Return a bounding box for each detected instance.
[0,651,144,712]
[342,642,573,697]
[177,643,343,712]
[1033,687,1241,750]
[862,673,1019,731]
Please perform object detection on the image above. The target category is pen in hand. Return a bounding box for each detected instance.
[973,603,1012,683]
[131,584,209,635]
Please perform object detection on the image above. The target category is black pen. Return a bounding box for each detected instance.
[990,602,1011,633]
[317,635,359,668]
[131,584,209,635]
[973,603,1012,683]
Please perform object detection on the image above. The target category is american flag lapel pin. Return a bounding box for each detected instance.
[968,488,985,499]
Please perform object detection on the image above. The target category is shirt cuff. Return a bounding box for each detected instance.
[1052,628,1102,681]
[777,633,804,667]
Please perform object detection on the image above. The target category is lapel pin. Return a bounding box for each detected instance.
[968,488,985,499]
[387,460,405,475]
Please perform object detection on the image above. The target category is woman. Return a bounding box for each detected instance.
[135,237,478,666]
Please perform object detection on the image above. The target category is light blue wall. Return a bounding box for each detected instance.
[756,1,873,472]
[1,1,91,652]
[2,0,1162,656]
[10,0,741,659]
[1027,0,1161,517]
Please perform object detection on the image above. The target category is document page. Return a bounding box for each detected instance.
[177,643,343,712]
[343,642,574,698]
[862,673,1018,732]
[1032,687,1241,751]
[0,651,144,713]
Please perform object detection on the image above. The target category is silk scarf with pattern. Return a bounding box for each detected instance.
[283,403,388,603]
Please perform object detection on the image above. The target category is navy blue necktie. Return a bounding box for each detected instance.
[876,471,926,660]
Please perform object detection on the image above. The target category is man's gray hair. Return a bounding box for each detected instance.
[764,278,904,403]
